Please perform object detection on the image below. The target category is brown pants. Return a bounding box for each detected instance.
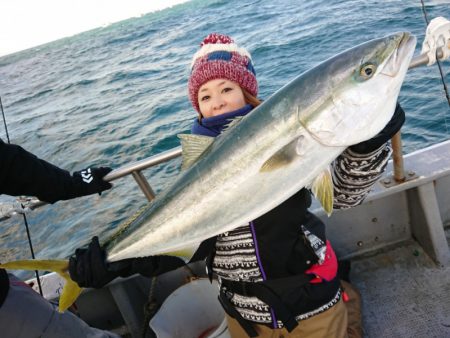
[341,280,363,338]
[226,298,349,338]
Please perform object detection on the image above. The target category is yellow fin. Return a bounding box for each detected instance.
[310,167,334,216]
[0,259,68,271]
[58,270,83,312]
[166,247,196,260]
[0,259,82,313]
[178,134,215,170]
[260,138,301,172]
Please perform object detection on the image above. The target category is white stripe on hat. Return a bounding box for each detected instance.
[190,43,253,68]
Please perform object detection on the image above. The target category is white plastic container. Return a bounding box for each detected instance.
[149,279,230,338]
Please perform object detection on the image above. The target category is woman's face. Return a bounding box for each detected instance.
[198,79,246,118]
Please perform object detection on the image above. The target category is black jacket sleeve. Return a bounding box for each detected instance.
[0,139,111,203]
[349,103,405,154]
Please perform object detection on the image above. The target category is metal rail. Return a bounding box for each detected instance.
[389,45,450,183]
[409,47,446,69]
[104,146,181,200]
[0,147,182,221]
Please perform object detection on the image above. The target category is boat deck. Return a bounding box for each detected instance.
[351,227,450,338]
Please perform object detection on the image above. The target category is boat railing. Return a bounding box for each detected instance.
[1,45,448,222]
[103,146,182,201]
[0,146,182,221]
[0,131,414,222]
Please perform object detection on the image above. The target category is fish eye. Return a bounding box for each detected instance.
[359,63,377,79]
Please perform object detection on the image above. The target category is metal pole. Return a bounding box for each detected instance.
[3,147,183,216]
[408,44,448,69]
[390,44,449,184]
[104,147,181,182]
[131,171,156,201]
[391,132,405,182]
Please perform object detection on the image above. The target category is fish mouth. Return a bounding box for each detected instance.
[380,32,417,77]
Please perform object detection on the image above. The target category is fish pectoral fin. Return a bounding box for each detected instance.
[260,138,302,172]
[310,166,334,216]
[178,134,215,170]
[0,259,82,313]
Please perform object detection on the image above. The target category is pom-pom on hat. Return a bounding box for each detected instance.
[188,33,258,112]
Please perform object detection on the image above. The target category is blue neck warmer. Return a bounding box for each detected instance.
[191,104,253,137]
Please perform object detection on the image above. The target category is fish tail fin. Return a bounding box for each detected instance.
[0,259,82,312]
[57,270,83,312]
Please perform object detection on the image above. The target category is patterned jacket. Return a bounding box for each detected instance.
[200,145,392,328]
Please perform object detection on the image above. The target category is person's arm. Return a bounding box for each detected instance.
[332,103,405,209]
[69,237,186,288]
[0,139,112,203]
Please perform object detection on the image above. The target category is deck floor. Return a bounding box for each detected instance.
[350,228,450,338]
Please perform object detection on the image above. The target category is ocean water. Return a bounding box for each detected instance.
[0,0,450,274]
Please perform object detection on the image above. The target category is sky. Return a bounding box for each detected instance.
[0,0,190,57]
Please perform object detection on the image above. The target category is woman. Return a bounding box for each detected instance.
[70,33,405,338]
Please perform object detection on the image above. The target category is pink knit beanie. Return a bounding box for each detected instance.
[188,33,258,112]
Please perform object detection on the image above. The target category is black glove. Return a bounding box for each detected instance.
[350,103,405,154]
[72,167,113,197]
[69,237,185,288]
[69,236,125,288]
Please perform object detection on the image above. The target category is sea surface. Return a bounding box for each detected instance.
[0,0,449,277]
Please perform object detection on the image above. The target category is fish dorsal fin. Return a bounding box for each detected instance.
[310,166,334,216]
[178,134,215,170]
[222,116,245,133]
[260,137,304,172]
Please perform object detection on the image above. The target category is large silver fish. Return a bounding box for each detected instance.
[0,32,416,311]
[106,31,416,261]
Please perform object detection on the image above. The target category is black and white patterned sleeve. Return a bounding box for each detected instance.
[332,144,392,209]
